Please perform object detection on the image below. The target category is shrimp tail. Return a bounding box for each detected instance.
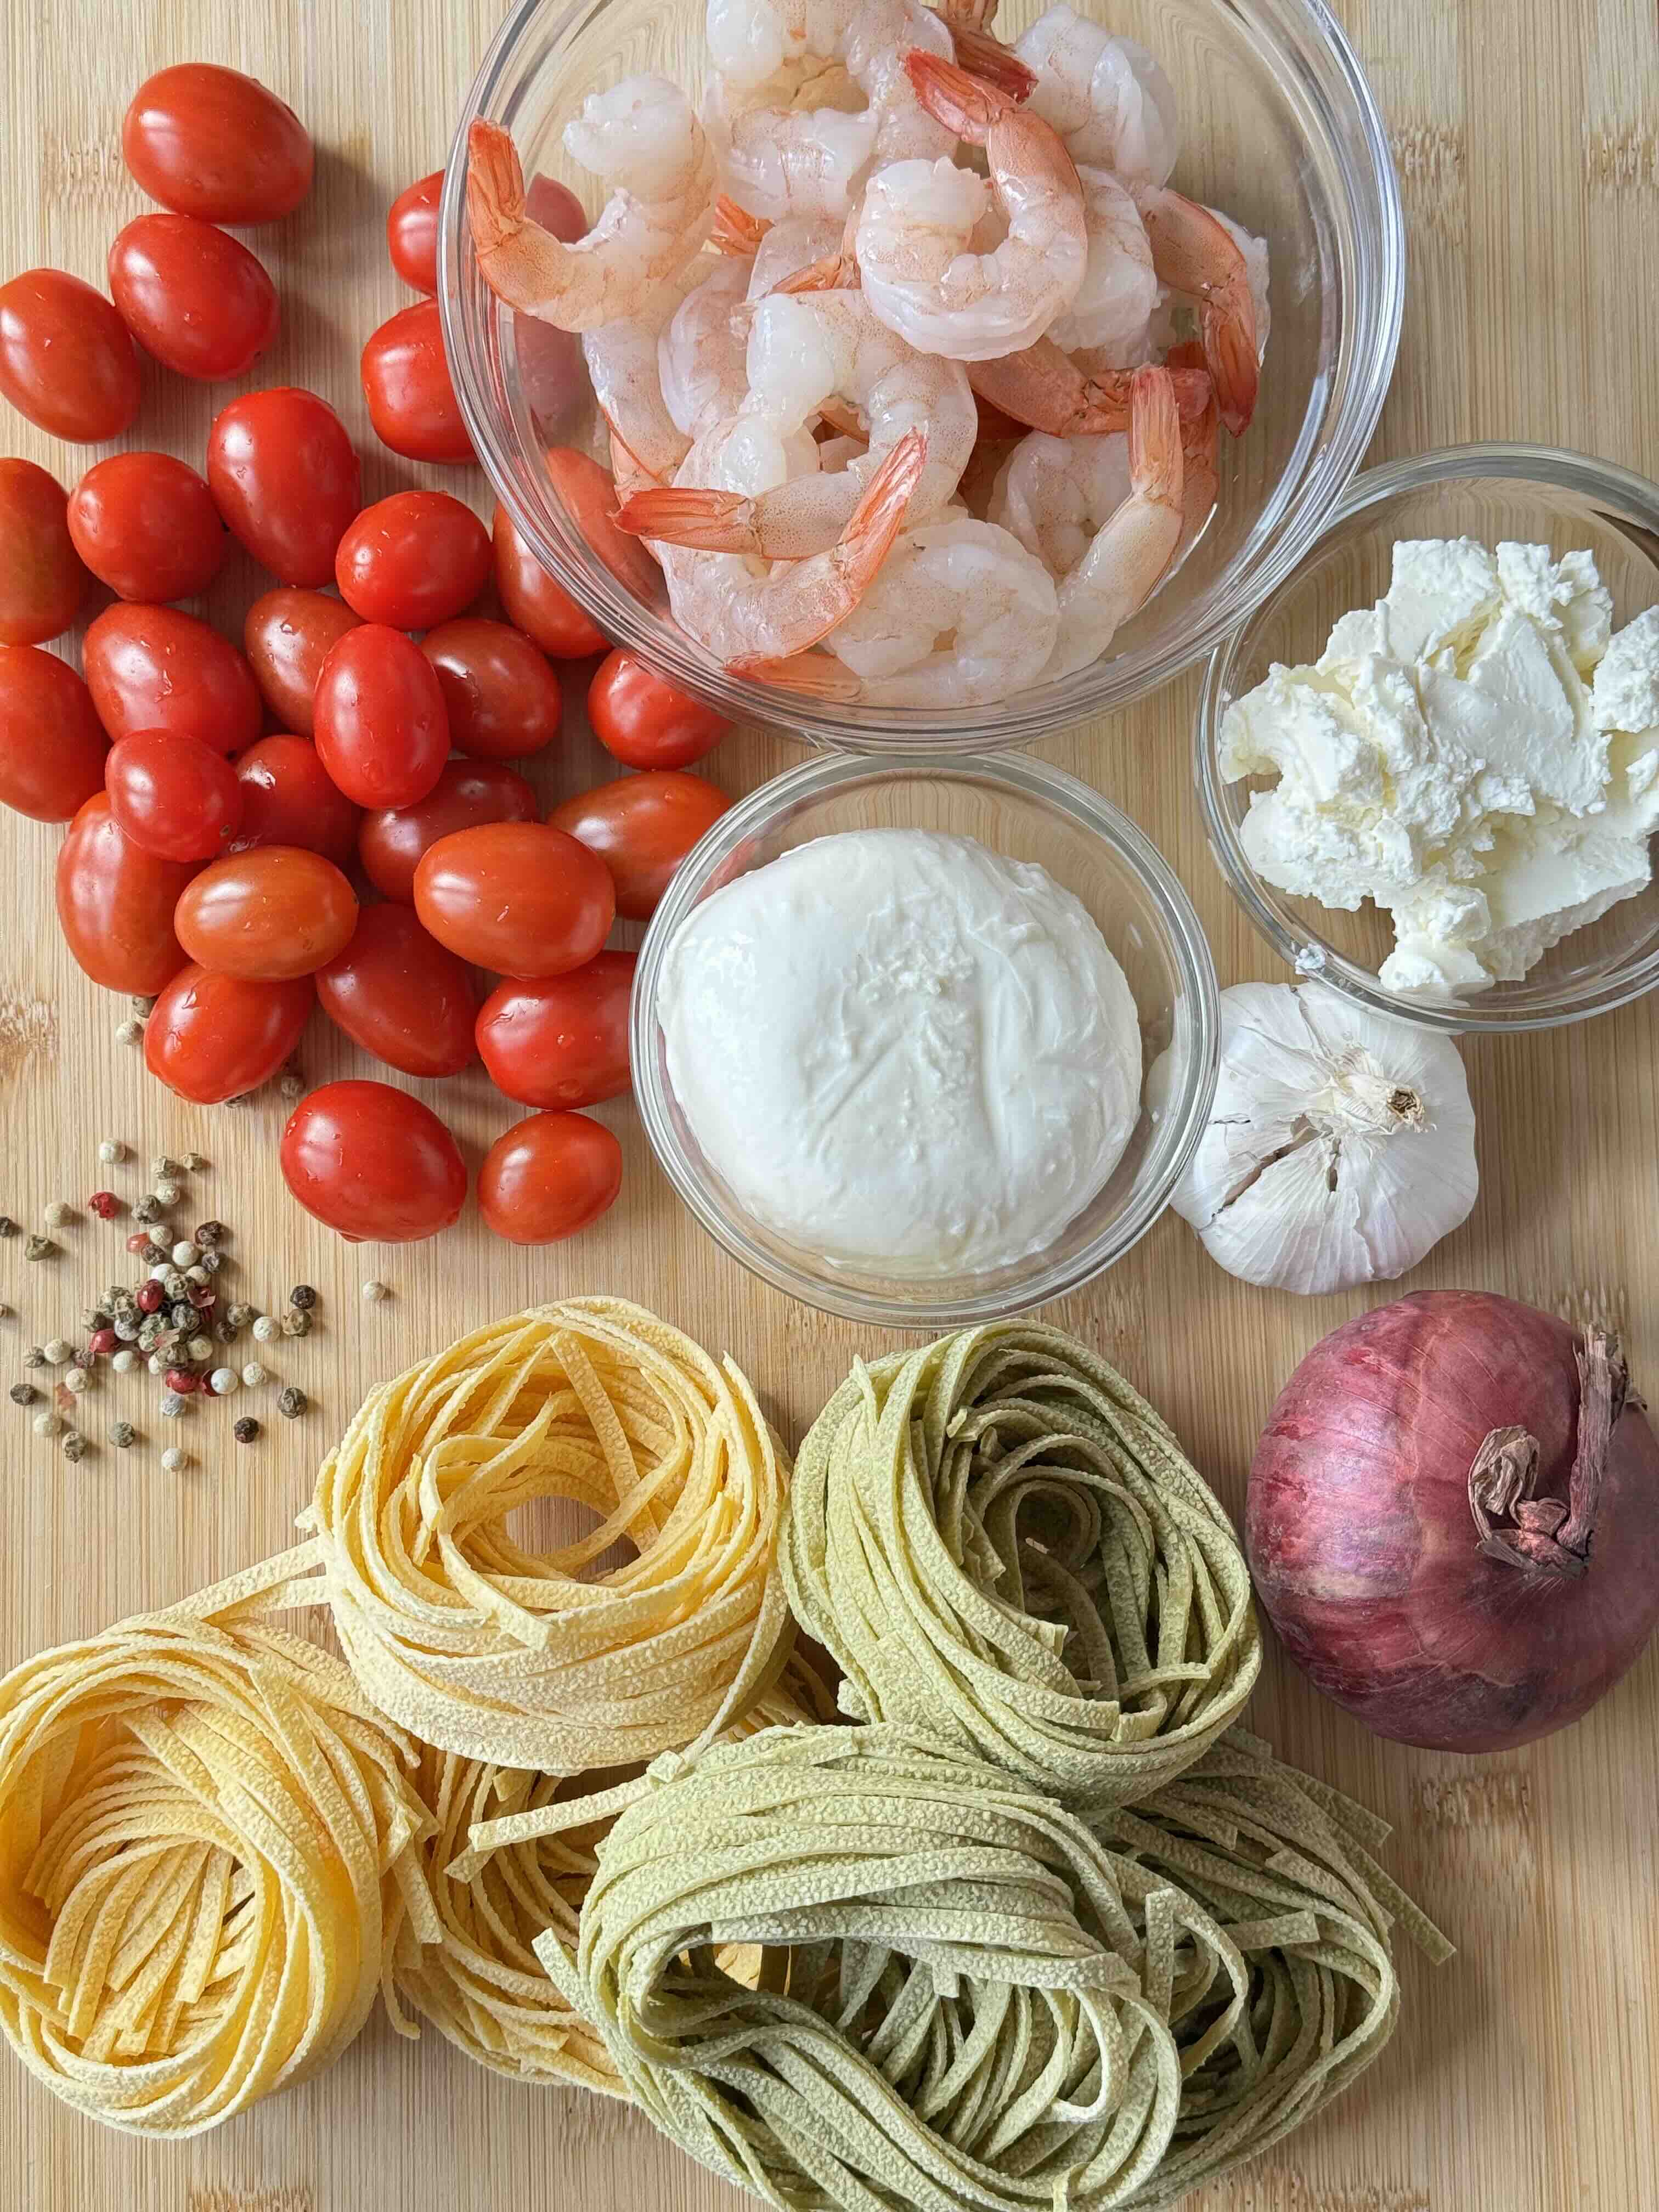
[765,210,863,299]
[1082,363,1215,429]
[901,48,1016,142]
[1201,303,1259,439]
[1128,364,1183,514]
[1130,184,1259,436]
[729,651,861,698]
[614,484,760,552]
[713,196,770,255]
[466,120,572,319]
[940,22,1038,105]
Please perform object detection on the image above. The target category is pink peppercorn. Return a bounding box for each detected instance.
[88,1191,120,1220]
[163,1368,199,1395]
[187,1282,216,1310]
[127,1231,153,1254]
[88,1327,119,1357]
[136,1281,165,1314]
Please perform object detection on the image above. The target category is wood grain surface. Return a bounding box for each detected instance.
[3,1,1658,2207]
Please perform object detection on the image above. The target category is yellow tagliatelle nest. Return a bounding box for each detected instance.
[0,1570,436,2138]
[303,1299,796,1772]
[785,1324,1262,1809]
[391,1651,840,2093]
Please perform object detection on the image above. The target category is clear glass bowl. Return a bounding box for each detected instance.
[631,754,1219,1325]
[1197,443,1659,1033]
[439,0,1404,753]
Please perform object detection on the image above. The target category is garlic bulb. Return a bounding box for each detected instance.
[1162,980,1478,1295]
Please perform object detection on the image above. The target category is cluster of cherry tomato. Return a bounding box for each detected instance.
[0,61,737,1248]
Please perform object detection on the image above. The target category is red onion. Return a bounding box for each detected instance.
[1246,1290,1659,1752]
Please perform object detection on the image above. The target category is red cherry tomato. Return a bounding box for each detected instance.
[549,770,729,921]
[67,452,227,603]
[0,270,141,443]
[588,648,729,770]
[475,953,634,1108]
[387,171,443,294]
[361,300,472,464]
[243,588,360,734]
[106,730,244,862]
[207,388,361,586]
[545,447,664,602]
[314,626,449,808]
[83,604,262,754]
[518,179,588,437]
[414,821,614,977]
[357,759,538,904]
[232,736,361,870]
[334,491,490,628]
[280,1080,467,1242]
[0,648,108,820]
[146,962,314,1103]
[492,501,605,659]
[420,618,563,760]
[122,64,313,224]
[175,846,358,980]
[315,904,477,1078]
[0,461,86,646]
[478,1110,622,1244]
[108,215,278,382]
[55,793,197,992]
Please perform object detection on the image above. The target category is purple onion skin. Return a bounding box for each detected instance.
[1246,1290,1659,1753]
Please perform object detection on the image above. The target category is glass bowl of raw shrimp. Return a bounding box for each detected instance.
[442,0,1404,752]
[631,752,1219,1325]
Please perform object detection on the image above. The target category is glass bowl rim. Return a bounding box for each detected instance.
[1195,438,1659,1034]
[629,749,1222,1328]
[437,0,1407,754]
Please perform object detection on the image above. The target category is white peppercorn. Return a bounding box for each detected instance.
[147,1353,166,1376]
[43,1339,72,1366]
[171,1240,198,1267]
[187,1334,214,1363]
[109,1421,136,1449]
[63,1367,89,1395]
[252,1315,279,1344]
[362,1279,390,1303]
[111,1348,140,1374]
[159,1392,187,1420]
[154,1179,182,1206]
[208,1367,238,1395]
[115,1019,144,1047]
[32,1411,58,1438]
[241,1362,267,1388]
[98,1139,127,1165]
[185,1264,210,1286]
[161,1447,188,1474]
[61,1432,86,1464]
[44,1201,74,1228]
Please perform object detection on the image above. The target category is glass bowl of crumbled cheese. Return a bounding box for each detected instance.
[1197,443,1659,1030]
[442,0,1403,753]
[633,753,1218,1325]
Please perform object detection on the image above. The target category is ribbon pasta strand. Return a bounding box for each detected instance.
[302,1299,797,1772]
[785,1325,1261,1809]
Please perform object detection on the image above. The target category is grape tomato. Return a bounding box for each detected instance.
[0,648,108,821]
[122,64,313,224]
[146,963,314,1104]
[546,447,664,605]
[232,736,362,870]
[387,172,443,294]
[243,588,360,735]
[106,729,243,862]
[315,903,477,1079]
[280,1080,467,1243]
[83,603,262,755]
[478,1110,622,1244]
[335,492,490,629]
[517,177,589,437]
[357,759,539,904]
[207,388,361,587]
[360,300,472,464]
[588,648,729,770]
[421,617,563,760]
[414,821,614,978]
[174,845,358,980]
[549,769,729,921]
[0,460,86,646]
[0,269,142,443]
[492,501,606,660]
[314,625,449,809]
[55,793,198,994]
[67,452,227,604]
[108,214,278,382]
[475,954,634,1109]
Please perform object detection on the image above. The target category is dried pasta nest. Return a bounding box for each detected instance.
[303,1299,797,1772]
[0,1582,436,2138]
[392,1652,840,2094]
[785,1325,1262,1810]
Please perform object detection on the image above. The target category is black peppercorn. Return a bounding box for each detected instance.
[289,1284,317,1310]
[233,1416,260,1443]
[9,1383,35,1407]
[195,1221,228,1247]
[277,1386,307,1419]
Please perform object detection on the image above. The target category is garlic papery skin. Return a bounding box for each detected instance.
[1160,980,1479,1295]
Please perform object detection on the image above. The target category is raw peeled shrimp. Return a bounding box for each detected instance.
[986,428,1132,578]
[1047,165,1160,358]
[854,51,1086,361]
[966,334,1211,438]
[466,80,715,332]
[748,212,844,298]
[1041,363,1185,682]
[1128,180,1259,434]
[1012,4,1178,182]
[617,286,975,557]
[582,258,706,488]
[647,421,928,667]
[659,255,753,439]
[704,0,954,221]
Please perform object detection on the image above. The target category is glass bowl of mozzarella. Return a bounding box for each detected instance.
[441,0,1403,753]
[1198,443,1659,1032]
[631,752,1218,1325]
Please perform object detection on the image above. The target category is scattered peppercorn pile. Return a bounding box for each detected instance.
[0,60,737,1250]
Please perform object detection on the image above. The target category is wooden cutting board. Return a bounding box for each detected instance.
[2,0,1656,2205]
